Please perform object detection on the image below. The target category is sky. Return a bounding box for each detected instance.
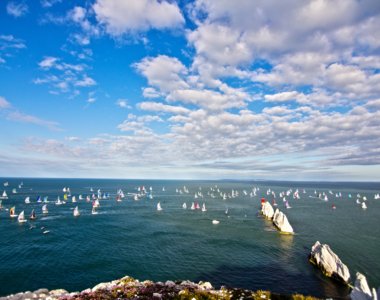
[1,0,380,181]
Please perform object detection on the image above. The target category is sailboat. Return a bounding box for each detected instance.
[42,204,48,214]
[182,202,187,209]
[285,201,292,209]
[362,202,367,209]
[73,206,80,217]
[12,188,17,194]
[93,199,100,207]
[157,202,162,211]
[18,211,27,223]
[0,190,8,199]
[55,197,63,205]
[72,196,76,203]
[30,209,37,220]
[10,206,18,218]
[91,206,98,215]
[201,203,207,212]
[25,196,30,204]
[190,202,195,210]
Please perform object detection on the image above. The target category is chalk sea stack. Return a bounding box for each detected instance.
[309,241,350,284]
[272,208,294,234]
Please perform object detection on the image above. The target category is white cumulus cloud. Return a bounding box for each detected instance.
[93,0,185,36]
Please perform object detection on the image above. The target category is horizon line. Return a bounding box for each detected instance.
[0,176,379,184]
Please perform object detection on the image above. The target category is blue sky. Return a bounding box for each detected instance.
[1,0,380,181]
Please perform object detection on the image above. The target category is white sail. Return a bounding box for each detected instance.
[18,211,27,223]
[25,196,30,204]
[42,204,48,214]
[190,202,195,210]
[55,197,63,205]
[0,190,8,199]
[201,203,207,212]
[362,202,367,209]
[73,206,80,217]
[157,202,162,211]
[182,202,187,209]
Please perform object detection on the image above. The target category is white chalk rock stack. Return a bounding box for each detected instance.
[350,272,378,300]
[272,208,294,234]
[261,201,274,219]
[309,241,350,284]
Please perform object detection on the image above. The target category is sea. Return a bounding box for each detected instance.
[0,178,379,298]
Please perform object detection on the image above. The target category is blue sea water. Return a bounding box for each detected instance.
[0,178,379,298]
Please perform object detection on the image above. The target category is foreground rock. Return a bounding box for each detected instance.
[272,208,294,234]
[350,272,379,300]
[0,288,68,300]
[309,241,351,284]
[0,276,321,300]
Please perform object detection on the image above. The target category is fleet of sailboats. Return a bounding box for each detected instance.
[0,182,376,238]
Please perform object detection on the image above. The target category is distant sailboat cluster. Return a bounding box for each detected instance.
[0,180,378,237]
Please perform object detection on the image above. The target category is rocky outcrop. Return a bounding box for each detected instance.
[309,241,351,284]
[350,272,378,300]
[261,201,274,219]
[0,288,70,300]
[0,276,321,300]
[272,208,294,234]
